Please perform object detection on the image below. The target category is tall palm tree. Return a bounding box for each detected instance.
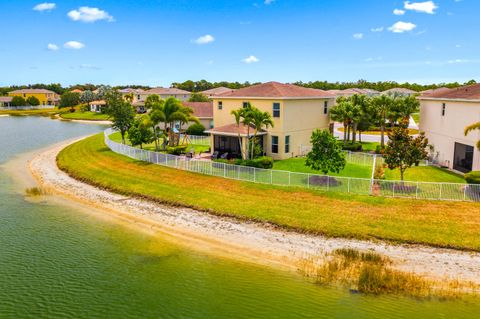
[371,94,394,148]
[250,108,274,159]
[231,109,245,159]
[465,122,480,150]
[240,103,254,159]
[162,97,191,146]
[330,100,349,144]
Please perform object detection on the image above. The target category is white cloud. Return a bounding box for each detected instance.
[67,7,114,23]
[47,43,59,51]
[64,41,85,49]
[243,55,259,64]
[365,57,383,62]
[448,59,469,64]
[264,0,275,4]
[193,34,215,45]
[371,27,384,32]
[393,9,406,15]
[79,64,101,70]
[353,33,364,40]
[33,3,56,12]
[404,1,438,14]
[388,21,417,33]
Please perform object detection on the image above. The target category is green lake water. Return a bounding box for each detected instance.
[0,116,479,318]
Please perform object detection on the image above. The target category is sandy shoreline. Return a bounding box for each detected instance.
[27,138,480,287]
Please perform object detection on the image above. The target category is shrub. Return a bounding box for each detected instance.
[375,145,384,154]
[10,96,26,107]
[186,123,206,136]
[465,171,480,184]
[225,156,274,169]
[342,142,362,152]
[166,145,187,155]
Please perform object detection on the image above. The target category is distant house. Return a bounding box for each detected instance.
[182,101,214,129]
[139,87,191,102]
[328,88,380,98]
[206,82,335,160]
[70,89,83,94]
[89,100,106,113]
[119,88,145,104]
[418,83,480,172]
[8,89,60,106]
[382,88,417,96]
[0,97,12,107]
[200,87,237,98]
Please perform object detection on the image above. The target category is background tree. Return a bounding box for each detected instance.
[10,96,26,107]
[162,97,192,146]
[330,98,351,144]
[106,91,135,144]
[80,90,95,104]
[306,130,346,174]
[188,93,210,102]
[464,122,480,150]
[94,85,112,100]
[371,95,394,148]
[186,123,206,136]
[383,124,429,181]
[59,92,81,110]
[144,94,162,110]
[127,118,153,149]
[148,105,166,151]
[26,96,40,106]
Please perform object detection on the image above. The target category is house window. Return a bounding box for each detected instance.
[441,103,446,116]
[271,136,279,154]
[137,95,140,100]
[273,103,280,117]
[285,136,290,153]
[209,120,214,129]
[243,102,249,108]
[324,101,328,114]
[218,101,223,110]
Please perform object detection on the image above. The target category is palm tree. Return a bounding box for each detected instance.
[371,95,394,148]
[250,108,274,159]
[330,100,350,144]
[465,122,480,150]
[240,103,254,159]
[231,109,245,159]
[162,97,191,147]
[349,94,370,143]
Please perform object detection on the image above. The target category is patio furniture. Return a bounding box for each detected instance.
[220,152,229,159]
[211,151,219,160]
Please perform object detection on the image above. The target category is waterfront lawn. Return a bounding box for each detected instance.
[273,157,372,179]
[109,132,210,154]
[0,108,57,116]
[57,133,480,251]
[60,111,110,121]
[383,166,465,184]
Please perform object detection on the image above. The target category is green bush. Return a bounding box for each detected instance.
[166,145,187,155]
[235,156,274,169]
[465,171,480,184]
[342,142,362,152]
[186,123,206,136]
[375,145,384,154]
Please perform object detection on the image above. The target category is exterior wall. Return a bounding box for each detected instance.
[211,97,334,160]
[420,99,480,171]
[139,93,192,102]
[8,92,59,106]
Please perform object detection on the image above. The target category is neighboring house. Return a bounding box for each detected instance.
[418,83,480,172]
[71,89,83,94]
[182,101,214,129]
[119,88,145,104]
[139,87,191,102]
[206,82,335,160]
[328,88,380,98]
[0,96,12,107]
[200,87,237,98]
[90,100,106,113]
[420,87,451,97]
[382,88,417,96]
[8,89,60,106]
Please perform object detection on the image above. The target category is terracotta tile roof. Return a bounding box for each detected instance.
[382,88,417,95]
[182,101,213,118]
[205,123,267,137]
[0,96,13,102]
[9,89,56,94]
[201,87,237,96]
[419,84,480,100]
[89,100,106,105]
[216,82,333,99]
[70,89,83,93]
[144,87,191,95]
[420,87,452,97]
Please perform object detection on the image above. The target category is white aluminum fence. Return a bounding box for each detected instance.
[179,134,210,146]
[104,128,480,202]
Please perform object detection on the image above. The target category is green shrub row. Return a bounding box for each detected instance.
[214,156,274,169]
[465,171,480,184]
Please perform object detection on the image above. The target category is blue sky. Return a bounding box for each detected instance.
[0,0,478,86]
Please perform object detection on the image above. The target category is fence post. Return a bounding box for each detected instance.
[439,183,443,200]
[327,176,329,191]
[348,178,350,193]
[392,182,395,198]
[254,168,256,183]
[289,171,291,186]
[175,156,178,168]
[224,163,226,178]
[464,185,467,201]
[370,155,377,195]
[416,181,419,199]
[307,174,310,188]
[270,170,273,185]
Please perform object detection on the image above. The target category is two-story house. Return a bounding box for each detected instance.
[418,83,480,172]
[138,87,192,102]
[8,89,59,106]
[206,82,335,160]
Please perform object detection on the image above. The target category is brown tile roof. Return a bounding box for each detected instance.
[420,87,452,97]
[0,96,13,102]
[216,82,333,99]
[70,89,83,93]
[206,123,267,137]
[419,84,480,100]
[9,89,56,94]
[382,88,417,94]
[144,87,191,95]
[119,88,145,94]
[201,87,237,96]
[182,102,213,118]
[89,100,106,105]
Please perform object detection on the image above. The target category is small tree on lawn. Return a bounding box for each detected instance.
[306,130,346,174]
[127,118,153,149]
[106,91,135,144]
[11,96,26,107]
[26,96,40,106]
[383,125,429,182]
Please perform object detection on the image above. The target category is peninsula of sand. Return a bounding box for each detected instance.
[28,138,480,293]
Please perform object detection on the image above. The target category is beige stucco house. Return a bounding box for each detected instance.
[182,102,214,129]
[418,84,480,172]
[139,87,192,102]
[205,82,335,160]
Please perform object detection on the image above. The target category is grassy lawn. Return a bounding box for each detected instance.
[109,132,210,154]
[0,108,57,116]
[60,111,111,121]
[57,133,480,251]
[412,113,420,124]
[273,157,372,179]
[383,166,465,183]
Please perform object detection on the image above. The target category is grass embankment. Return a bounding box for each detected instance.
[60,111,110,121]
[57,133,480,251]
[273,158,372,179]
[0,108,57,116]
[383,166,465,183]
